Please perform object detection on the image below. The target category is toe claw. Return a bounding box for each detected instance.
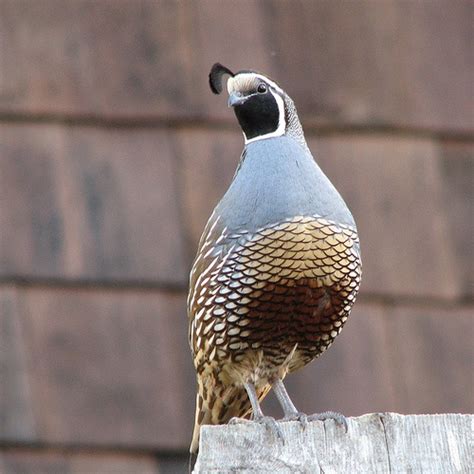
[228,416,251,425]
[254,416,285,444]
[282,411,309,430]
[308,411,348,432]
[229,416,285,443]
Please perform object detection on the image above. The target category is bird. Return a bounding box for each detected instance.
[187,63,362,465]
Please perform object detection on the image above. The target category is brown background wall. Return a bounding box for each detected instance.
[0,1,472,473]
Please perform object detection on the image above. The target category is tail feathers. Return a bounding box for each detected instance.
[188,451,198,474]
[190,393,216,455]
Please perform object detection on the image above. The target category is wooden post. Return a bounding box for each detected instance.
[194,413,472,473]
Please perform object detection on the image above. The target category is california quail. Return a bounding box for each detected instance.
[188,63,362,461]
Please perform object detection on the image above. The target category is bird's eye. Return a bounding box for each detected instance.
[257,83,267,94]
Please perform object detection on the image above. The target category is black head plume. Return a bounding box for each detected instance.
[209,63,235,94]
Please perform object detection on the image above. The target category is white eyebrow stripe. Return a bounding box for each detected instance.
[227,72,285,96]
[251,73,285,95]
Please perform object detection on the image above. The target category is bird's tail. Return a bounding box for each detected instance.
[189,380,270,471]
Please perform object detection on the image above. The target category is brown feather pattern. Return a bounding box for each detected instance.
[188,214,361,453]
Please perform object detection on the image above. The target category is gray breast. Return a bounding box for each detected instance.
[215,136,356,233]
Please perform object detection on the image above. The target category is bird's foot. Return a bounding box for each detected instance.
[253,415,285,444]
[229,415,284,443]
[307,411,348,432]
[228,416,252,425]
[282,411,309,429]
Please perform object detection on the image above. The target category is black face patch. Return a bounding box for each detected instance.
[233,92,280,140]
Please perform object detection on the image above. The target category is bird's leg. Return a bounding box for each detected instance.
[273,378,348,431]
[272,378,308,426]
[229,382,284,442]
[244,381,265,419]
[228,381,264,424]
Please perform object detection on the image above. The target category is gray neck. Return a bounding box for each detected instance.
[283,94,309,153]
[216,136,355,233]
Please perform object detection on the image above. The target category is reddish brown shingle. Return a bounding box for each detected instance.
[0,124,188,285]
[0,0,471,468]
[385,304,474,414]
[19,287,193,449]
[0,451,160,474]
[0,1,471,130]
[0,287,36,442]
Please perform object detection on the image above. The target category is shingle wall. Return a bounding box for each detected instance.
[0,1,472,472]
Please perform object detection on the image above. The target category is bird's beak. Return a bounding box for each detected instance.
[228,92,248,107]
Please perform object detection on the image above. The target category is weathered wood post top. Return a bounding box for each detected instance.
[194,413,472,473]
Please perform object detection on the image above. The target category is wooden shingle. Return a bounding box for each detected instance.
[0,287,36,442]
[0,0,471,131]
[19,287,194,449]
[0,124,188,285]
[0,451,160,474]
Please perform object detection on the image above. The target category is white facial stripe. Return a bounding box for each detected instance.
[226,72,285,96]
[244,89,286,144]
[252,74,285,95]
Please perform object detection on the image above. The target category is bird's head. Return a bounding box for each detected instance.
[209,63,305,146]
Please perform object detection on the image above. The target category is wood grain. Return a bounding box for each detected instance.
[0,0,471,131]
[0,124,188,284]
[195,414,473,473]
